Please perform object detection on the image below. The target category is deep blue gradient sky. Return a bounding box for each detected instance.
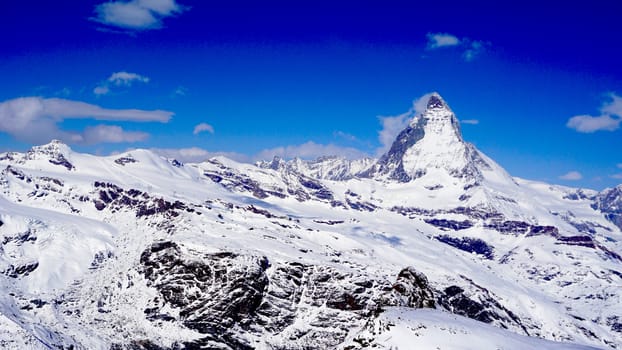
[2,1,621,189]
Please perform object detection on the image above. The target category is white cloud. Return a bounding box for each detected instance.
[426,33,488,62]
[566,114,621,133]
[93,0,187,31]
[94,85,110,96]
[376,92,435,156]
[255,141,368,161]
[461,119,479,125]
[151,147,250,163]
[567,93,622,133]
[108,71,150,86]
[82,125,149,144]
[426,33,460,49]
[559,171,583,181]
[0,96,171,144]
[617,163,622,169]
[193,122,214,135]
[94,71,149,96]
[602,93,622,116]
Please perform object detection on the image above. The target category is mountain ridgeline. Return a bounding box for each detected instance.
[0,94,621,349]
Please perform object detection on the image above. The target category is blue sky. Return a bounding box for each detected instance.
[1,0,621,189]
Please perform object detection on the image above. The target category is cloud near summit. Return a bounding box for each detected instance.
[376,93,435,156]
[0,97,171,144]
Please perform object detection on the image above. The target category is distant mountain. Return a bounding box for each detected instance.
[0,94,620,349]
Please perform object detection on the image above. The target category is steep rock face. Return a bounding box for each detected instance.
[593,185,622,230]
[135,241,440,349]
[363,93,489,183]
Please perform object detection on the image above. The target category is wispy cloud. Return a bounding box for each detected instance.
[559,171,583,181]
[462,40,486,62]
[108,71,150,86]
[93,0,187,31]
[173,86,188,96]
[461,119,479,125]
[94,71,150,96]
[566,93,622,133]
[94,86,111,96]
[255,141,368,161]
[0,97,171,144]
[193,122,214,135]
[333,130,358,142]
[426,33,460,49]
[152,141,368,164]
[426,32,489,62]
[82,125,149,144]
[376,92,435,156]
[610,163,622,180]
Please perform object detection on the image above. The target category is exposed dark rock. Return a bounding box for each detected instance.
[449,207,504,220]
[367,116,427,183]
[436,235,494,259]
[203,169,269,199]
[389,267,435,308]
[425,218,473,231]
[485,220,530,235]
[592,185,622,230]
[346,199,378,212]
[556,235,596,248]
[3,166,32,182]
[438,281,529,335]
[137,242,442,349]
[527,225,559,237]
[314,220,344,225]
[2,229,37,245]
[563,189,594,201]
[6,262,39,278]
[140,242,269,349]
[114,157,137,166]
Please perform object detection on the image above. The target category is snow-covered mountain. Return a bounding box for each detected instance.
[0,94,621,349]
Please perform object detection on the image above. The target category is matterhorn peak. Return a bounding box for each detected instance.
[365,93,484,183]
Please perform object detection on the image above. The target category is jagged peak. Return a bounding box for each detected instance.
[426,92,448,110]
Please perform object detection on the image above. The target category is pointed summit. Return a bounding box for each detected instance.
[363,93,486,182]
[426,92,448,110]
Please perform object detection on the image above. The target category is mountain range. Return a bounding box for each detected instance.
[0,94,621,349]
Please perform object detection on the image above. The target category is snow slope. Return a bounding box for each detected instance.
[0,94,620,349]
